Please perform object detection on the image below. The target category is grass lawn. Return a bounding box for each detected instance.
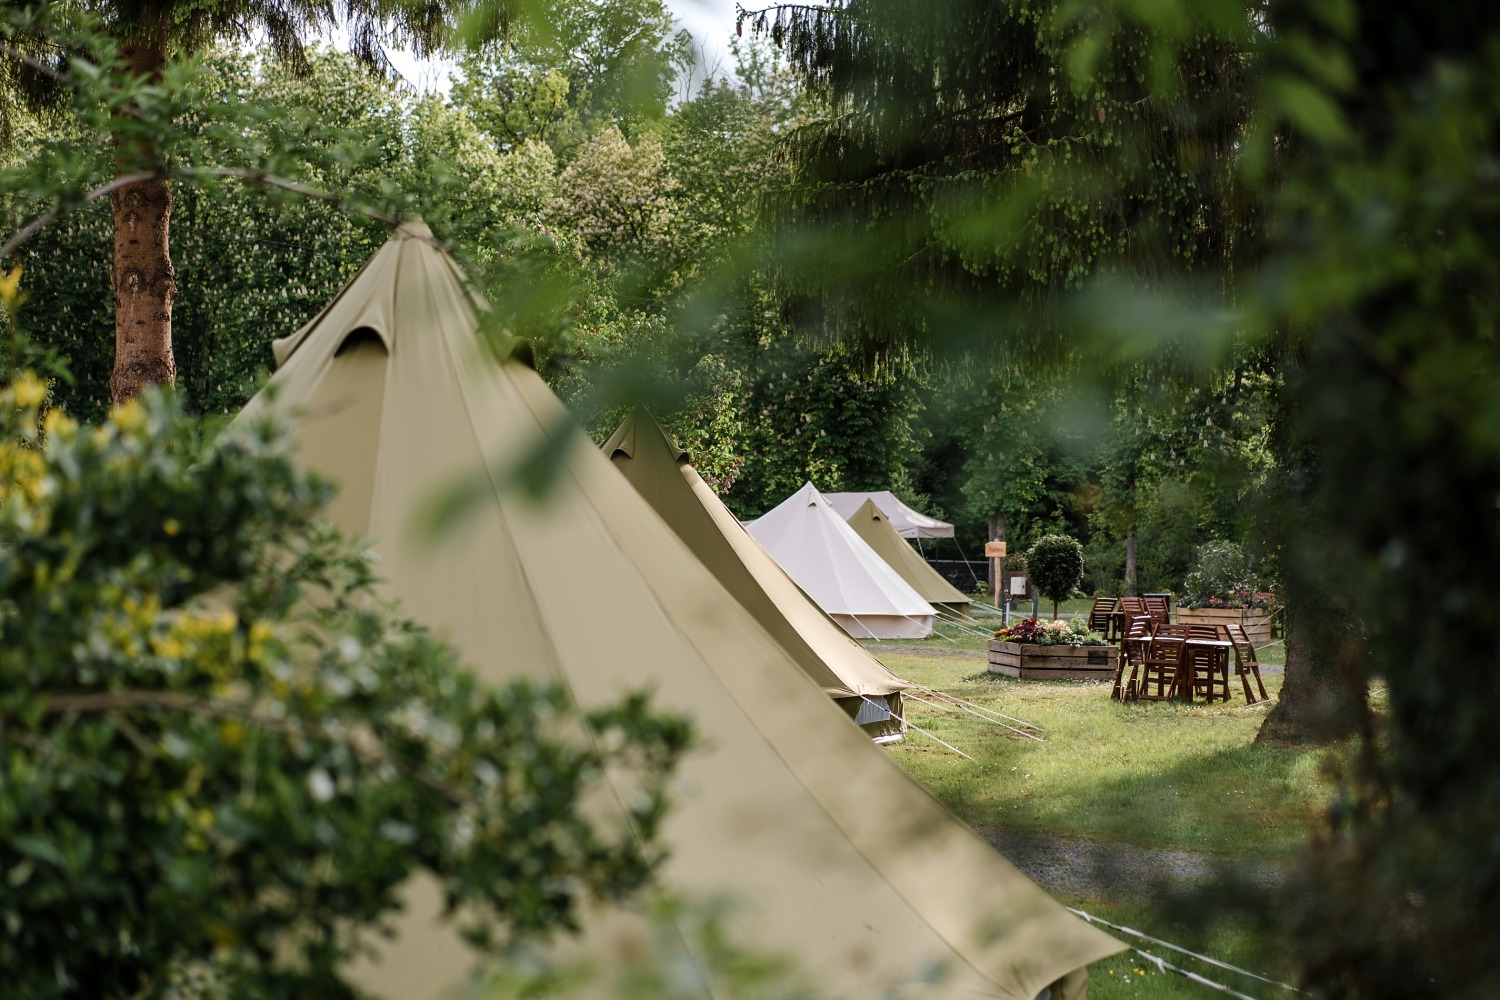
[1071,898,1295,1000]
[878,651,1320,854]
[867,631,1334,997]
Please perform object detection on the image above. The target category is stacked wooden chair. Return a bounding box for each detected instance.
[1088,597,1121,642]
[1225,622,1270,704]
[1184,623,1231,702]
[1137,623,1190,701]
[1112,614,1155,701]
[1143,595,1171,626]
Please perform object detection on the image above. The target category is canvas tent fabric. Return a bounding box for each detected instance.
[746,483,938,640]
[234,225,1122,1000]
[604,409,908,738]
[823,490,955,539]
[847,498,974,610]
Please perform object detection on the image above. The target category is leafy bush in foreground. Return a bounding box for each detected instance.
[0,375,691,999]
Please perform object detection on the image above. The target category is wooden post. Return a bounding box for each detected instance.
[985,540,1007,610]
[999,551,1007,624]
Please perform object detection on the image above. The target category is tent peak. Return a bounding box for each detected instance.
[823,491,955,540]
[396,218,433,240]
[852,498,889,523]
[603,407,689,465]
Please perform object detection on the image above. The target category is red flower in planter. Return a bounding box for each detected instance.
[994,617,1046,643]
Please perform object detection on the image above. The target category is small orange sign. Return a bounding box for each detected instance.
[984,541,1007,558]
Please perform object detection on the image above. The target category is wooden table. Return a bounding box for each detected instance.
[1179,638,1232,702]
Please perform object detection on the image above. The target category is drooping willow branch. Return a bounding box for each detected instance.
[0,166,428,262]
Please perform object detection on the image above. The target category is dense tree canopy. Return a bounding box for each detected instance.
[0,0,485,403]
[750,0,1258,360]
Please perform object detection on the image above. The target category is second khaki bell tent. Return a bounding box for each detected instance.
[603,408,908,739]
[823,489,955,539]
[234,225,1122,1000]
[746,483,938,639]
[846,498,973,613]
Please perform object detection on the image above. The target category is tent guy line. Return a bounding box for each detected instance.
[910,685,1046,733]
[910,687,1046,740]
[1068,908,1301,996]
[903,692,1045,743]
[865,696,976,760]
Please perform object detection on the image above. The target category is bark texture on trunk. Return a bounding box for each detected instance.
[109,33,175,404]
[1256,568,1367,747]
[109,175,175,403]
[1123,533,1137,597]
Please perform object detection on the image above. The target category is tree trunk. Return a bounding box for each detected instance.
[1256,369,1366,747]
[109,33,175,404]
[1256,597,1366,746]
[109,177,175,402]
[1123,533,1137,597]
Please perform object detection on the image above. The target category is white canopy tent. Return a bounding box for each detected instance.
[747,483,937,639]
[822,490,955,539]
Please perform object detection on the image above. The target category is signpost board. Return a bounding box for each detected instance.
[986,540,1007,611]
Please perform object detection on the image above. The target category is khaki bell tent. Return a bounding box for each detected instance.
[823,490,955,539]
[847,498,973,612]
[234,225,1122,1000]
[747,483,937,639]
[604,409,908,739]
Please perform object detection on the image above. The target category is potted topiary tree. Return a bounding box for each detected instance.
[1026,534,1085,620]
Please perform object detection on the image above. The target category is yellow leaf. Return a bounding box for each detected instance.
[42,408,76,438]
[109,399,146,434]
[10,373,46,410]
[0,265,26,308]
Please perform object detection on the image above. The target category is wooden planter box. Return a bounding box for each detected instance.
[987,641,1118,681]
[1175,607,1274,646]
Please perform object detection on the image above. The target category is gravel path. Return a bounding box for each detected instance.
[976,826,1292,902]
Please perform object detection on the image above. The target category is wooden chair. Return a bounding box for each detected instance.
[1225,623,1270,704]
[1112,614,1155,701]
[1184,623,1231,702]
[1137,624,1190,701]
[1088,597,1121,642]
[1117,596,1146,622]
[1143,595,1171,626]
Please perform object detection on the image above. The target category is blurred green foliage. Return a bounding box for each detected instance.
[0,373,690,998]
[753,0,1500,994]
